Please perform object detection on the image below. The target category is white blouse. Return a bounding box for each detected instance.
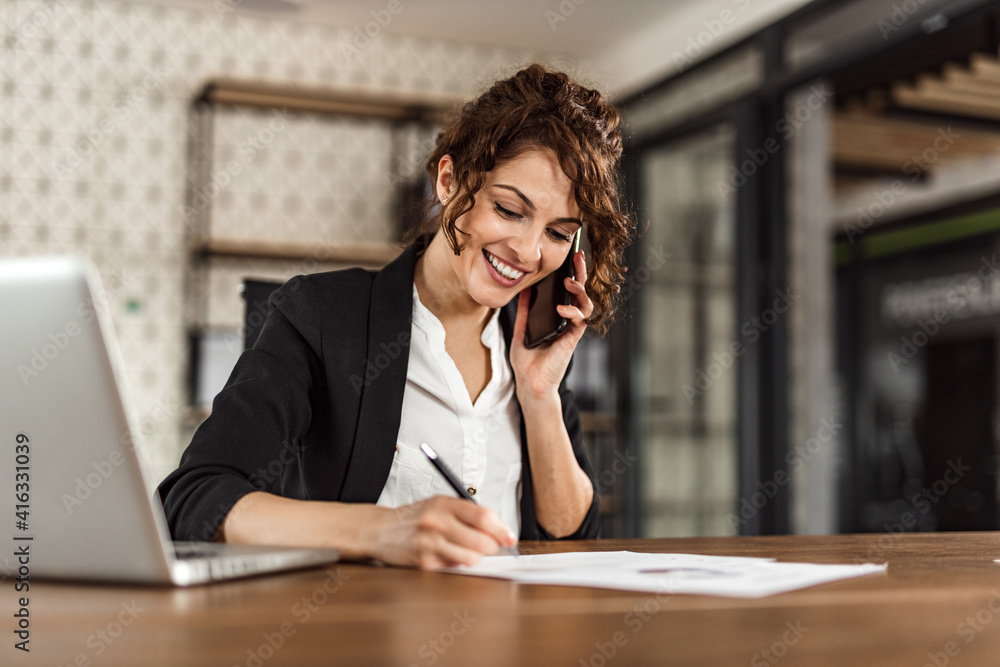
[376,283,523,534]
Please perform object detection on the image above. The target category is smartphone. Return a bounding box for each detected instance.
[524,229,581,349]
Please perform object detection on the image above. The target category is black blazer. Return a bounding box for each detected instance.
[157,234,599,543]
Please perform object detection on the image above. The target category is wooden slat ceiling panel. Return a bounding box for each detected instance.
[832,113,1000,173]
[832,43,1000,178]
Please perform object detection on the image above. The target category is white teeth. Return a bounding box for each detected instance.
[485,251,524,280]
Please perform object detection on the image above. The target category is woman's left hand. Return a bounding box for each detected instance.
[510,249,593,401]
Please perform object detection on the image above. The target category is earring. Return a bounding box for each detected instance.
[442,195,449,204]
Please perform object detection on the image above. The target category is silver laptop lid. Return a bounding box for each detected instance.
[0,256,176,583]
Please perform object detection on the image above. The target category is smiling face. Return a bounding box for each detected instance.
[435,148,583,310]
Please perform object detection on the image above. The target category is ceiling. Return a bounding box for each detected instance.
[126,0,813,96]
[134,0,691,56]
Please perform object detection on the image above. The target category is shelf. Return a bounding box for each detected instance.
[598,493,621,514]
[184,406,211,428]
[579,411,619,433]
[189,237,402,265]
[196,78,465,123]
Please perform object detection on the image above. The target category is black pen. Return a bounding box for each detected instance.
[420,442,519,556]
[421,442,476,502]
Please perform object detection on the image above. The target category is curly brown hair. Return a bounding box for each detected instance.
[401,63,636,337]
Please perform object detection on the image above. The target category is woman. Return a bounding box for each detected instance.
[157,64,634,568]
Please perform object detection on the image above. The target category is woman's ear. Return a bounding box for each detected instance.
[436,155,455,204]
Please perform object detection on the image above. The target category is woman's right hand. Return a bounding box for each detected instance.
[220,491,517,569]
[364,496,518,569]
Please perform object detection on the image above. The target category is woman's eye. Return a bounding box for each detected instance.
[494,203,521,220]
[547,229,573,243]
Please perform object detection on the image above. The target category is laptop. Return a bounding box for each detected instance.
[0,256,339,586]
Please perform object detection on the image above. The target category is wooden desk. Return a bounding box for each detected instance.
[7,533,1000,666]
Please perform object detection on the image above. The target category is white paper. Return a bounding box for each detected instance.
[443,550,887,598]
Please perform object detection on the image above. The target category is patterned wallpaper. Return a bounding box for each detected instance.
[0,0,543,485]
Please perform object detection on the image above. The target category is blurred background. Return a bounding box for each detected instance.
[4,0,1000,539]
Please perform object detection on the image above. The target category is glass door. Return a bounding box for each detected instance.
[634,124,739,536]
